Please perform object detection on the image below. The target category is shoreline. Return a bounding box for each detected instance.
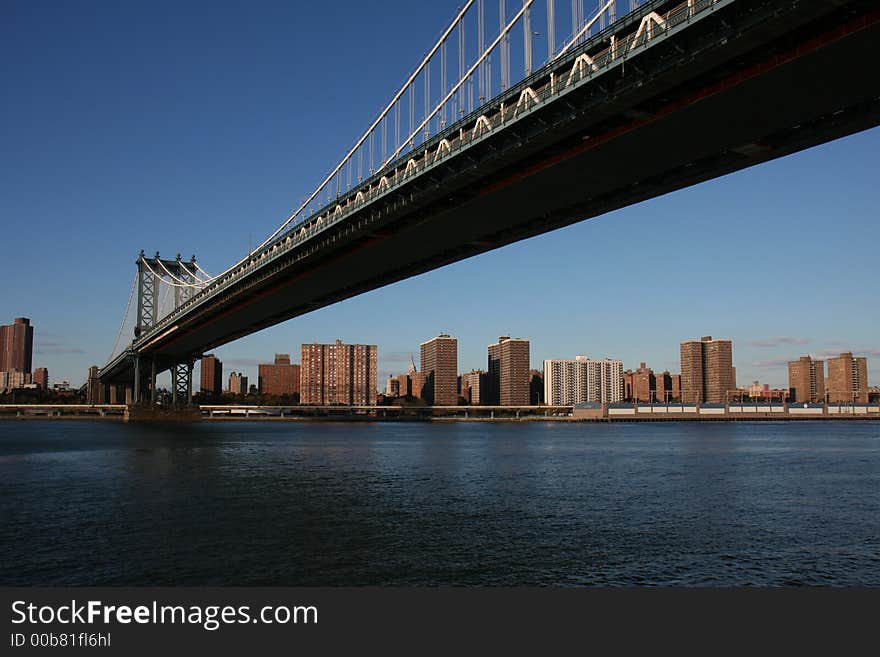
[1,414,879,424]
[1,403,878,423]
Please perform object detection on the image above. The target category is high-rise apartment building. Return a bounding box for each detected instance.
[385,376,401,397]
[587,357,625,404]
[258,354,301,398]
[200,354,223,398]
[420,334,458,406]
[623,362,655,402]
[680,340,704,403]
[543,355,624,405]
[487,336,530,406]
[409,371,424,400]
[671,374,682,401]
[228,372,248,396]
[300,339,377,405]
[33,367,48,390]
[787,356,825,403]
[654,371,680,402]
[826,352,868,403]
[680,336,736,403]
[529,369,544,405]
[0,317,34,374]
[460,369,489,405]
[543,358,580,406]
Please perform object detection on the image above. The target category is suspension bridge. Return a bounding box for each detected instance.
[96,0,880,411]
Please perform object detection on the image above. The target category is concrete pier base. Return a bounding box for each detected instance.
[124,405,202,423]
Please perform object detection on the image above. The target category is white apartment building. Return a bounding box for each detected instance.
[543,355,624,405]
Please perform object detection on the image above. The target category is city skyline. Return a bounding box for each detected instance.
[2,2,879,389]
[0,304,878,394]
[3,310,878,395]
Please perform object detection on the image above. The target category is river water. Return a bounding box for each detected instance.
[1,420,878,586]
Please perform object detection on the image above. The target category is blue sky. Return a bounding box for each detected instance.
[2,0,878,389]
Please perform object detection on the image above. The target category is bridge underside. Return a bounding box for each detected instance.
[102,0,880,384]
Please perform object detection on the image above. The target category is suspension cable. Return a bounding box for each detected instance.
[140,258,205,288]
[555,0,614,59]
[157,0,619,309]
[155,258,207,287]
[227,0,479,267]
[107,273,137,362]
[386,1,536,167]
[190,260,216,282]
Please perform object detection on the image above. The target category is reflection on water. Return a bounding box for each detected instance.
[1,420,878,586]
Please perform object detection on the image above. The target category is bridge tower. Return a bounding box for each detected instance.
[129,251,202,409]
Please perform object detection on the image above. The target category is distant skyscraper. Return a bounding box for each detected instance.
[408,356,424,400]
[420,334,458,406]
[0,317,34,374]
[826,352,868,403]
[654,371,680,402]
[487,336,530,406]
[623,362,655,402]
[390,357,422,400]
[228,372,248,396]
[787,356,825,403]
[300,339,377,405]
[543,355,624,405]
[258,354,300,398]
[200,354,223,398]
[385,375,400,397]
[396,373,411,397]
[586,357,625,404]
[529,369,544,405]
[680,336,736,403]
[460,369,489,405]
[680,340,704,403]
[543,358,579,405]
[33,367,48,390]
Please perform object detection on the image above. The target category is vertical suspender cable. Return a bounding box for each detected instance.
[234,1,477,263]
[425,61,430,138]
[387,0,535,166]
[500,0,509,90]
[478,0,485,102]
[547,0,555,58]
[441,40,447,127]
[459,17,465,114]
[395,102,400,153]
[524,0,532,76]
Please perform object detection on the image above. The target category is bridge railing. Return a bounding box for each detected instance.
[132,0,724,350]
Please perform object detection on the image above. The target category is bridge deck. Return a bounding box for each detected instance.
[102,0,880,383]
